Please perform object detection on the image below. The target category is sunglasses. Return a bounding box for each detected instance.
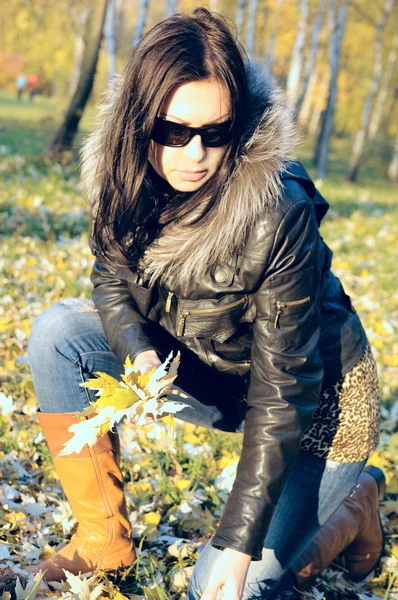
[151,117,233,148]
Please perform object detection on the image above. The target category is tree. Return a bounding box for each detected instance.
[165,0,179,18]
[265,0,284,75]
[236,0,246,39]
[286,0,310,110]
[49,0,109,160]
[315,0,349,181]
[387,126,398,182]
[67,2,91,99]
[132,0,150,48]
[295,0,325,116]
[347,0,396,182]
[369,33,398,141]
[105,0,116,84]
[246,0,259,57]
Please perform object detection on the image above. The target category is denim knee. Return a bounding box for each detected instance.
[28,300,92,373]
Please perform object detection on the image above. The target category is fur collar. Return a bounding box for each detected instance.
[80,61,297,287]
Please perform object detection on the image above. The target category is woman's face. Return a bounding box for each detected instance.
[148,79,232,192]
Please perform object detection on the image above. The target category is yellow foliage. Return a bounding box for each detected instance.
[375,321,393,336]
[175,479,191,491]
[382,354,398,367]
[126,482,152,495]
[0,317,13,332]
[183,432,201,445]
[113,593,130,600]
[96,387,139,410]
[216,454,239,471]
[143,511,161,526]
[39,545,56,561]
[4,511,26,525]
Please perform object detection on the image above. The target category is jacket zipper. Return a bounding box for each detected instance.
[273,296,311,329]
[165,291,174,313]
[176,297,246,337]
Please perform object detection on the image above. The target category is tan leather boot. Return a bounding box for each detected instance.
[28,411,136,581]
[292,466,385,587]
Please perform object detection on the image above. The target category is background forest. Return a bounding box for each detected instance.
[0,1,397,599]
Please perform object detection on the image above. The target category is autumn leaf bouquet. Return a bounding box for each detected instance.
[58,351,188,456]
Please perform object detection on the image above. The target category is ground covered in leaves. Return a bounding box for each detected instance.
[0,94,398,599]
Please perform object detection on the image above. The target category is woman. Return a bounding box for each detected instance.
[27,8,383,600]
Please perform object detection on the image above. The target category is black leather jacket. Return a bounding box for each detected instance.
[89,161,368,560]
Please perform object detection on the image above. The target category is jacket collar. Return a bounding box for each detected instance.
[81,60,297,287]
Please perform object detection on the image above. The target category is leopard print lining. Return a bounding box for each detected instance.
[300,342,380,463]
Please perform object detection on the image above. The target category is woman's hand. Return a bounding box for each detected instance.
[133,349,162,373]
[201,548,251,600]
[131,350,166,425]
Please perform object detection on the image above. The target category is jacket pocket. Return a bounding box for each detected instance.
[269,294,314,347]
[174,294,250,343]
[267,266,315,346]
[273,296,311,329]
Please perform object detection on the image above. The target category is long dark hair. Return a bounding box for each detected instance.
[88,8,249,268]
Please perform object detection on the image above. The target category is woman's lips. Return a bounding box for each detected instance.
[177,170,207,182]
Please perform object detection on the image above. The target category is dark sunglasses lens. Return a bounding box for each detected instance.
[151,119,190,147]
[201,122,233,147]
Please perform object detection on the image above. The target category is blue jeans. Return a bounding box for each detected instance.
[28,300,366,599]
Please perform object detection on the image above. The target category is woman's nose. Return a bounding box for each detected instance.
[184,134,206,162]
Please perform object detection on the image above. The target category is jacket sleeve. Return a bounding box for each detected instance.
[89,235,161,366]
[211,199,324,560]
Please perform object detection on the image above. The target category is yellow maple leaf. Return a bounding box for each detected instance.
[137,369,153,389]
[391,544,398,560]
[39,545,56,561]
[81,372,120,398]
[143,511,161,526]
[175,479,191,492]
[124,354,134,371]
[95,387,139,409]
[4,511,26,525]
[113,593,130,600]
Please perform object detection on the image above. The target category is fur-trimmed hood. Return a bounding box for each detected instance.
[80,61,298,287]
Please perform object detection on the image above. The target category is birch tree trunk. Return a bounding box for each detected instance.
[286,0,310,109]
[105,0,116,83]
[298,71,318,127]
[295,0,325,115]
[347,0,395,182]
[236,0,246,39]
[67,4,90,100]
[245,0,259,57]
[132,0,150,48]
[308,72,330,135]
[315,0,349,181]
[165,0,179,18]
[265,0,284,75]
[49,0,109,160]
[369,33,398,141]
[387,127,398,182]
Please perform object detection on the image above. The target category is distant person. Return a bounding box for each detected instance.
[16,74,26,100]
[27,74,39,102]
